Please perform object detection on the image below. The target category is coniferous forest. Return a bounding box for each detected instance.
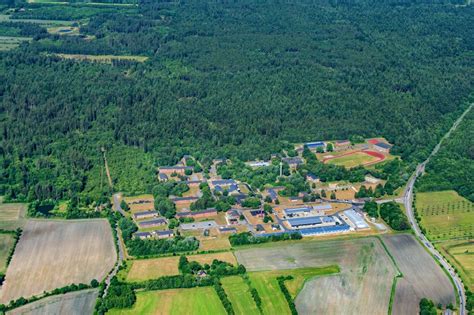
[0,0,473,203]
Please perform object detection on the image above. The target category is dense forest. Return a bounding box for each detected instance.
[417,109,474,201]
[0,0,473,203]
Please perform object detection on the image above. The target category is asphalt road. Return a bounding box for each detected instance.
[403,103,472,315]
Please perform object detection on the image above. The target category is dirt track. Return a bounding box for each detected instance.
[0,220,116,304]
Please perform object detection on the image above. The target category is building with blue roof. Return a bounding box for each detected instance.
[299,224,350,236]
[305,141,326,151]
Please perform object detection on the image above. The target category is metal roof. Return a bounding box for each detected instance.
[344,209,369,229]
[288,216,323,226]
[374,142,392,149]
[284,207,312,215]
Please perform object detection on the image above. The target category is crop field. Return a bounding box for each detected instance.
[382,234,456,314]
[7,289,99,315]
[126,252,237,282]
[439,240,474,290]
[0,36,32,51]
[0,234,15,274]
[235,237,398,315]
[416,190,473,240]
[47,26,80,35]
[221,276,259,315]
[324,150,385,168]
[53,53,148,63]
[107,287,226,315]
[0,199,27,230]
[0,14,74,27]
[248,266,339,315]
[0,219,116,304]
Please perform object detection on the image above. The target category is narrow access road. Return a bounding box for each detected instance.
[102,193,127,297]
[403,103,472,315]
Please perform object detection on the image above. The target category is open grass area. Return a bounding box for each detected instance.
[221,276,259,315]
[0,234,15,274]
[198,237,231,251]
[416,190,473,241]
[126,252,237,282]
[53,53,148,63]
[107,287,226,315]
[0,36,32,51]
[439,240,474,290]
[0,14,75,27]
[325,151,380,168]
[26,0,137,6]
[0,199,27,230]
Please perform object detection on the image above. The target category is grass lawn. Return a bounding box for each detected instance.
[249,265,339,315]
[221,276,259,315]
[199,237,231,251]
[326,152,378,168]
[0,198,27,230]
[107,287,226,315]
[0,233,15,274]
[416,190,473,241]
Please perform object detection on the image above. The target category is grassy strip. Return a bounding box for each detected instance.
[387,275,402,315]
[214,280,235,315]
[5,228,22,272]
[242,274,263,314]
[277,276,298,315]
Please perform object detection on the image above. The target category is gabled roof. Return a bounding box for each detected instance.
[375,142,392,149]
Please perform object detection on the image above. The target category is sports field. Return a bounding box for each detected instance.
[0,219,116,304]
[221,276,259,315]
[107,287,226,315]
[235,237,398,315]
[324,150,385,168]
[0,234,15,274]
[416,190,473,240]
[439,240,474,290]
[126,252,237,282]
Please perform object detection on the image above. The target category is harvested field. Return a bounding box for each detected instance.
[7,289,98,315]
[235,237,398,315]
[107,287,226,315]
[0,200,27,230]
[382,234,456,314]
[0,219,116,304]
[127,252,236,282]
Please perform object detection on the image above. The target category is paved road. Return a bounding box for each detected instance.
[403,103,472,315]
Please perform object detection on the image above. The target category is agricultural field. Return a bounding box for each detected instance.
[416,190,473,240]
[249,266,339,315]
[439,240,474,290]
[0,36,31,51]
[7,289,99,315]
[0,234,15,274]
[0,14,75,27]
[0,198,27,230]
[0,219,116,304]
[382,234,456,314]
[125,252,237,282]
[47,26,80,35]
[53,53,148,64]
[221,276,259,315]
[107,287,226,315]
[235,237,398,315]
